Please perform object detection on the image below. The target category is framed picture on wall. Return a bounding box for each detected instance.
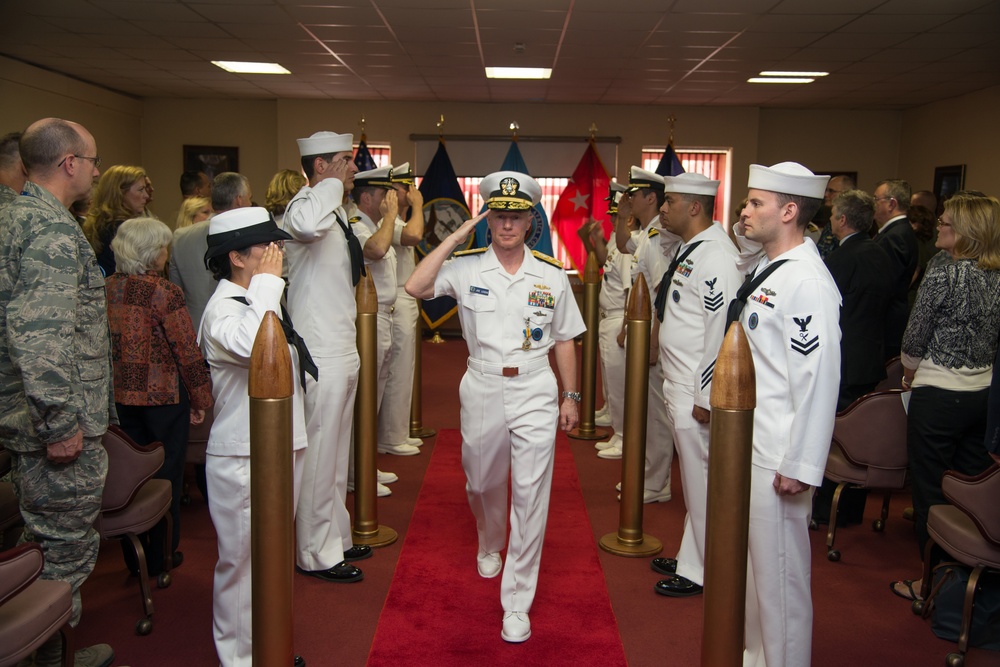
[933,164,965,203]
[183,145,239,180]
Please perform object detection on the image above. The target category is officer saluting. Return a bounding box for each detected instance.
[406,171,585,644]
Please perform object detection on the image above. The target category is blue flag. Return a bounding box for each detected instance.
[354,135,377,172]
[655,142,685,177]
[474,141,554,256]
[415,139,472,329]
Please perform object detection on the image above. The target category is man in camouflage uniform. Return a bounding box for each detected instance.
[0,131,25,211]
[0,118,115,667]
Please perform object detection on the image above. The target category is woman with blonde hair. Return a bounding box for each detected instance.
[83,164,150,276]
[264,169,306,224]
[176,195,213,229]
[891,193,1000,602]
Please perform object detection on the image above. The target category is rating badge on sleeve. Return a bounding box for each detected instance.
[790,315,819,355]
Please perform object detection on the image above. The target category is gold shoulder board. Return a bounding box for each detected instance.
[531,249,564,268]
[648,228,660,237]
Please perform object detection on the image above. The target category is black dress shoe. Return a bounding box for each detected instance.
[651,557,677,576]
[344,545,372,562]
[296,562,364,583]
[654,574,703,598]
[294,655,305,667]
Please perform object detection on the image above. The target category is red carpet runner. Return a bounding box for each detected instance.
[367,430,628,666]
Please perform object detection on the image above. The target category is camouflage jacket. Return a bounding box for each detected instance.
[0,185,18,212]
[0,181,115,452]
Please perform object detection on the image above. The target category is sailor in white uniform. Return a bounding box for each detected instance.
[614,166,676,503]
[376,163,426,455]
[406,171,585,644]
[732,162,841,667]
[282,131,369,583]
[199,207,311,667]
[648,173,741,597]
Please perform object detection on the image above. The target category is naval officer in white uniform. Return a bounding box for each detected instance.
[282,131,370,583]
[648,173,741,597]
[614,166,676,503]
[199,207,310,667]
[732,162,841,667]
[406,171,585,644]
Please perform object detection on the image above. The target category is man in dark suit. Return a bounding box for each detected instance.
[826,190,893,411]
[872,179,918,360]
[814,189,892,526]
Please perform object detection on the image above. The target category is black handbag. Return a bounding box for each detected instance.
[926,562,1000,651]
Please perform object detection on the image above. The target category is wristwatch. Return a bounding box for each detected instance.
[561,391,582,402]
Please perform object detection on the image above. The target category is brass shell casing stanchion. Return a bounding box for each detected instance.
[599,273,662,557]
[569,251,609,441]
[408,314,436,439]
[701,322,756,667]
[249,312,294,667]
[353,272,397,548]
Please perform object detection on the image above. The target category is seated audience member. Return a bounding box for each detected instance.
[176,195,212,229]
[83,164,151,276]
[891,193,1000,602]
[106,217,214,574]
[199,207,310,667]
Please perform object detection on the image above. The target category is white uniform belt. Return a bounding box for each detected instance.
[467,357,549,378]
[600,308,624,319]
[378,304,395,314]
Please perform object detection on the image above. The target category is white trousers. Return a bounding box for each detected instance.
[744,464,814,667]
[644,358,673,494]
[663,382,709,585]
[378,291,418,445]
[460,366,558,614]
[296,353,359,570]
[208,449,305,667]
[597,315,626,440]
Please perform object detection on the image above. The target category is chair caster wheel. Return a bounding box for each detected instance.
[912,599,925,615]
[180,494,191,506]
[946,652,964,667]
[157,572,171,589]
[826,549,840,562]
[136,618,152,636]
[809,520,818,531]
[872,519,885,532]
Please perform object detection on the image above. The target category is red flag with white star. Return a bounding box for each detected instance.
[551,140,611,273]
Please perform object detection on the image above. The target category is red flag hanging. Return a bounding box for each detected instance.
[550,140,611,273]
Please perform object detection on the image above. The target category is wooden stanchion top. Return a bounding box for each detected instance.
[710,322,756,411]
[626,272,651,322]
[583,251,600,285]
[249,311,293,399]
[355,271,378,314]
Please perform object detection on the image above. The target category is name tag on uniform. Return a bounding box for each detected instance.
[470,286,489,296]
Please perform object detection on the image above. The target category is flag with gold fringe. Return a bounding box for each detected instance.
[549,140,610,274]
[415,138,473,329]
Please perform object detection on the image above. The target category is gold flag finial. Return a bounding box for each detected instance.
[436,114,445,135]
[509,121,519,140]
[359,115,366,134]
[588,122,598,141]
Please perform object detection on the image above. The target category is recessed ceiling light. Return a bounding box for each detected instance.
[748,77,815,84]
[759,70,829,77]
[485,67,552,80]
[212,61,291,74]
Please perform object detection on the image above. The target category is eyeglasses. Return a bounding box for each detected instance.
[57,155,102,169]
[873,196,895,203]
[936,219,952,228]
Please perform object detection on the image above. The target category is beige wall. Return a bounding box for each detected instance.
[5,56,998,224]
[899,85,1000,195]
[0,56,143,169]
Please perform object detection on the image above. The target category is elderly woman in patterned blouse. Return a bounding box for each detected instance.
[106,217,214,575]
[891,192,1000,602]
